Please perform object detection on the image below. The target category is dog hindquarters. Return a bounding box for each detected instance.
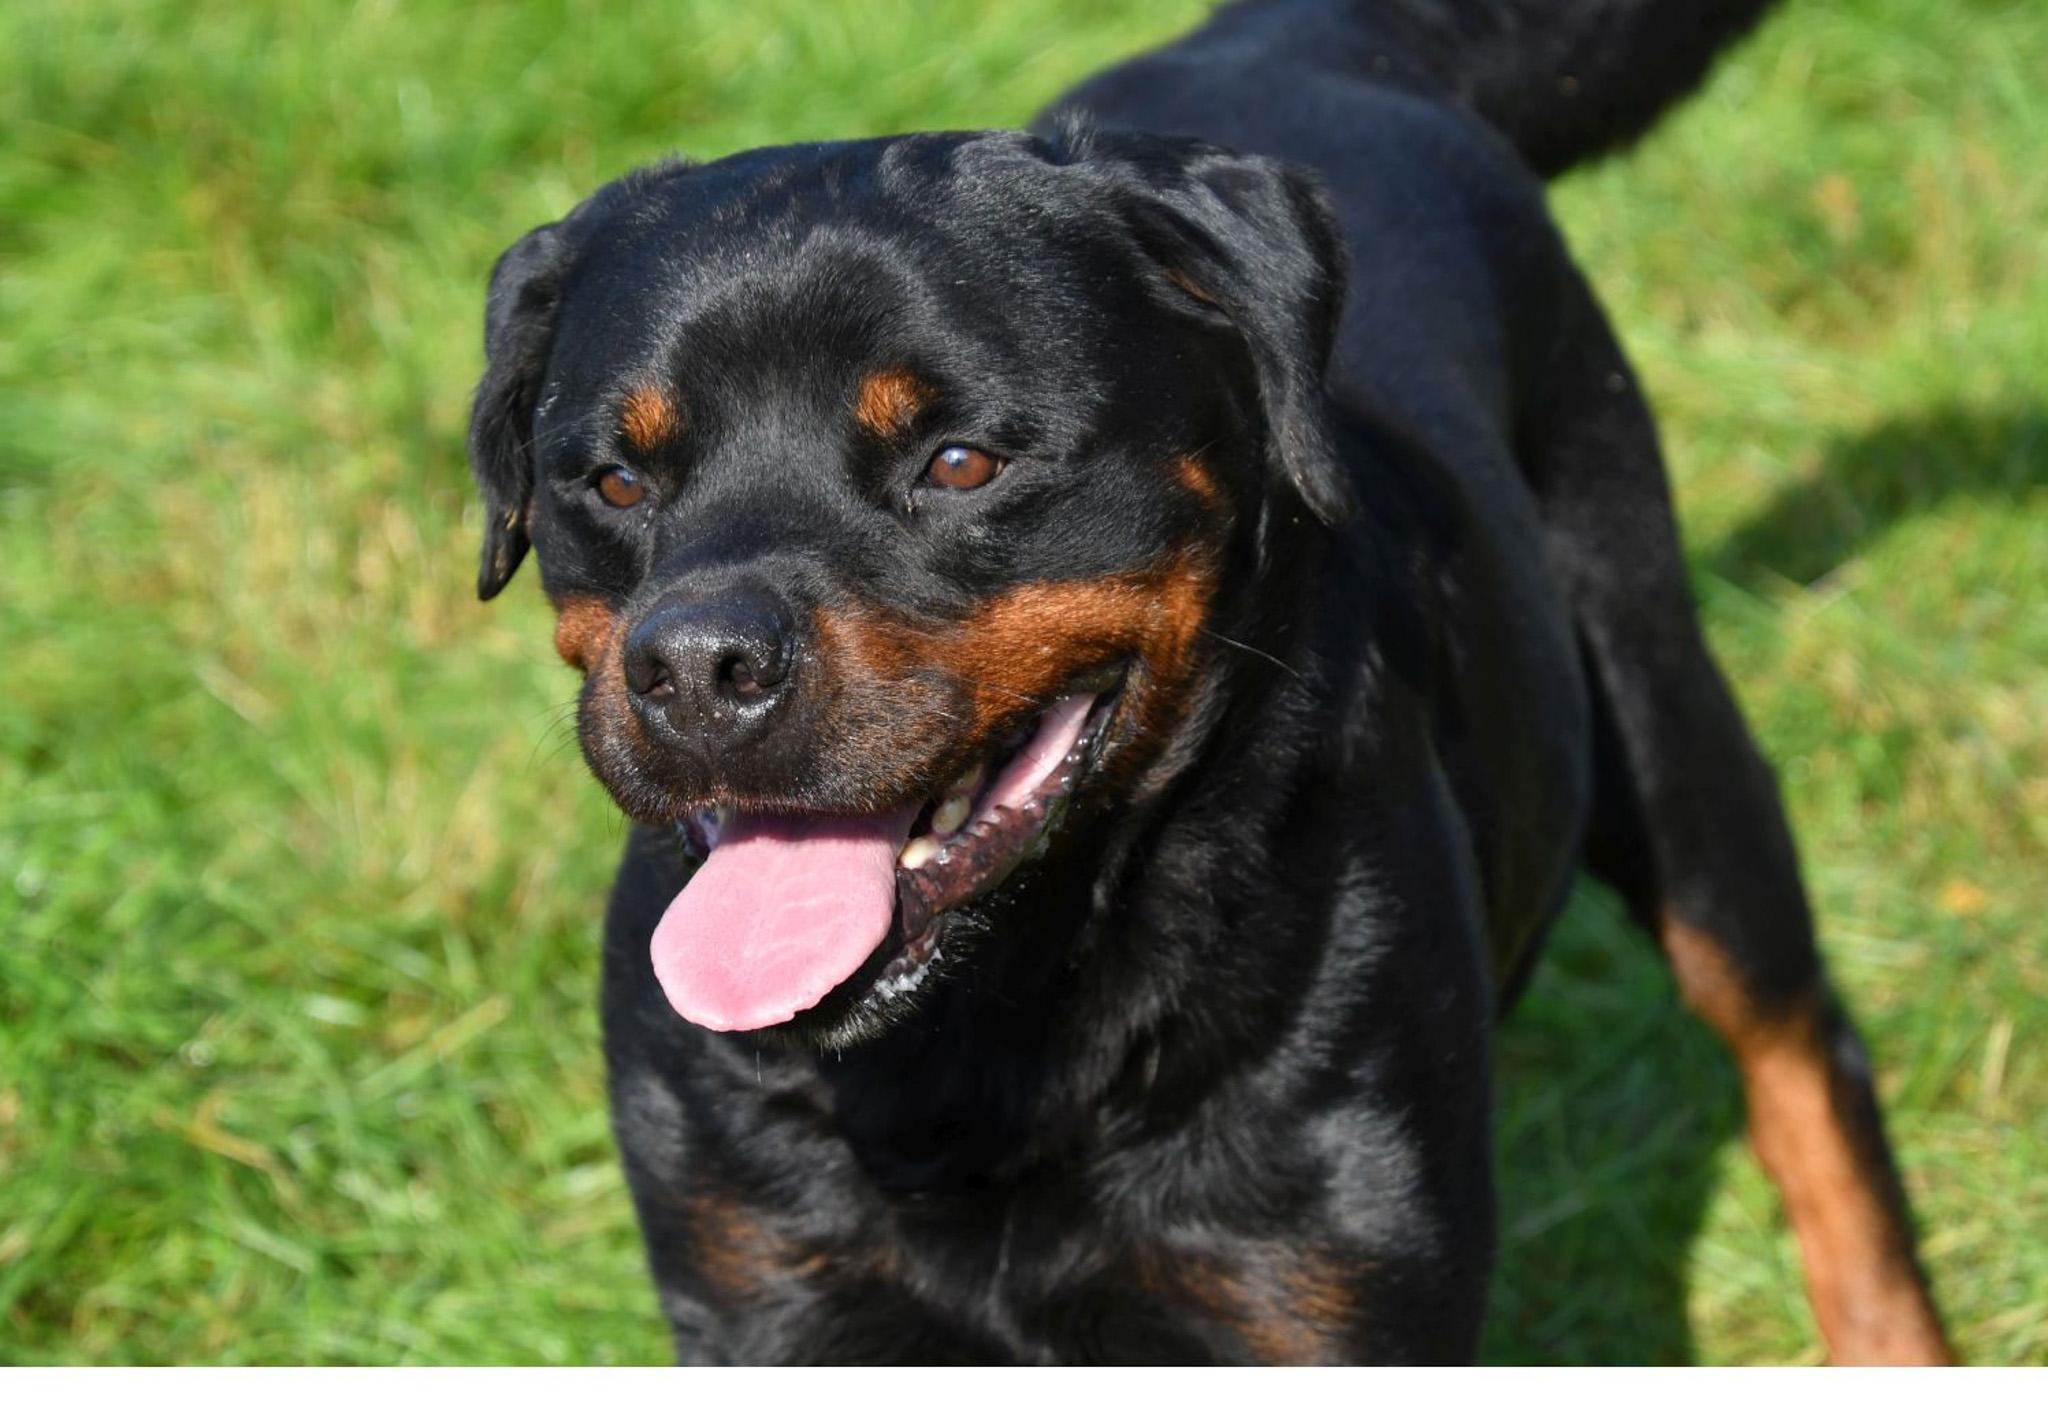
[1522,268,1952,1365]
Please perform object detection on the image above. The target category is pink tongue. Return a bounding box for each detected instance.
[647,694,1100,1033]
[650,807,917,1031]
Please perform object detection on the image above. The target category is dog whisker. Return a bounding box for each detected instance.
[1200,627,1305,683]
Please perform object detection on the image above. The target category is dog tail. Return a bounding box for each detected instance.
[1378,0,1782,176]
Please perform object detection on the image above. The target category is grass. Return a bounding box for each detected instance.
[0,0,2041,1366]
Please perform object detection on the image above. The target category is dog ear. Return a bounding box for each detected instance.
[468,221,569,600]
[1068,128,1352,525]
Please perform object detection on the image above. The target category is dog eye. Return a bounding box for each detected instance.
[594,465,645,509]
[925,444,1003,491]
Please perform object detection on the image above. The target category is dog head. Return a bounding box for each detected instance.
[469,125,1346,1044]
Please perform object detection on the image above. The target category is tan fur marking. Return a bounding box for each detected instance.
[689,1190,898,1302]
[620,385,679,451]
[1174,454,1227,514]
[1165,267,1220,306]
[576,599,658,808]
[1138,1247,1355,1364]
[550,596,619,673]
[689,1193,829,1300]
[1662,916,1953,1364]
[816,550,1216,754]
[853,367,932,437]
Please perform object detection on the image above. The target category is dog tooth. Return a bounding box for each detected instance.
[950,760,987,796]
[899,834,940,870]
[931,793,972,835]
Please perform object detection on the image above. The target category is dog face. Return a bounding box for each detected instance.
[469,126,1346,1044]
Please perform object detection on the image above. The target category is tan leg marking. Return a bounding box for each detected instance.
[1662,915,1953,1364]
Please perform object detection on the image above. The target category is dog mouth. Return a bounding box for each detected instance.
[650,685,1120,1033]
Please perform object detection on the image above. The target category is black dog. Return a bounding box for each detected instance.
[467,0,1951,1364]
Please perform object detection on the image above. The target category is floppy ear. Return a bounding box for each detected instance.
[468,221,569,600]
[1078,130,1352,525]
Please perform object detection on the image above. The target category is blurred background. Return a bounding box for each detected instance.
[1,0,2042,1366]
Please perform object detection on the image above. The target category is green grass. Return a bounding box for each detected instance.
[1,0,2041,1366]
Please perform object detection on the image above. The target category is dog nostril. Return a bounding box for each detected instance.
[723,656,761,699]
[717,646,786,701]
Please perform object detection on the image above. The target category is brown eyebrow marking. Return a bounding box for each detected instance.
[620,385,680,451]
[853,367,933,438]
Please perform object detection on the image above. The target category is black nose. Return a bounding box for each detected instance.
[624,584,796,744]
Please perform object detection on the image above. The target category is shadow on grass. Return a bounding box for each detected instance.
[1483,883,1744,1364]
[1486,404,2046,1361]
[1710,404,2047,587]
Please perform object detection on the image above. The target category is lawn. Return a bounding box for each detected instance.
[1,0,2041,1366]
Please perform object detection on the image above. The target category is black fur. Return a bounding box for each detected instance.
[1339,0,1784,176]
[462,0,1931,1364]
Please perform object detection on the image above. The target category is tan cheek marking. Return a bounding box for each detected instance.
[962,553,1215,733]
[1662,916,1952,1365]
[822,552,1215,741]
[551,596,620,672]
[620,385,680,451]
[853,367,932,438]
[949,577,1165,720]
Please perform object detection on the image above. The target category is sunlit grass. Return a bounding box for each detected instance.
[1,0,2041,1365]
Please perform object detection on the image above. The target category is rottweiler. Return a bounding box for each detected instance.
[465,0,1953,1364]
